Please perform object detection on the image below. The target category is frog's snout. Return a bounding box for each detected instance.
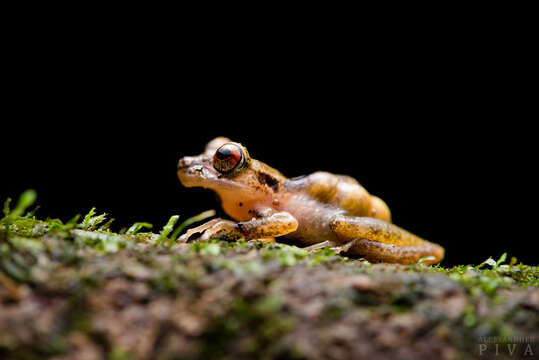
[178,156,197,170]
[178,155,212,187]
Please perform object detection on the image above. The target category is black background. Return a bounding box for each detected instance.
[1,26,536,266]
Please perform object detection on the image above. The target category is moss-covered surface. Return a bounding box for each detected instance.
[1,191,538,359]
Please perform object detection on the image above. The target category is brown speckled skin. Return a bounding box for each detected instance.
[177,137,444,265]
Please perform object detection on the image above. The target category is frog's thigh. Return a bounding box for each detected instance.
[369,196,391,222]
[329,215,444,264]
[303,172,372,216]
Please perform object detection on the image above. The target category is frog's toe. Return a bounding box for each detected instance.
[331,239,357,254]
[302,240,332,252]
[178,233,190,242]
[179,218,222,242]
[199,231,212,242]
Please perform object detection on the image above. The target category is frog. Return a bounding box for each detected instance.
[177,137,444,265]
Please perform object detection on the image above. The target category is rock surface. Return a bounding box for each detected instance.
[0,206,537,359]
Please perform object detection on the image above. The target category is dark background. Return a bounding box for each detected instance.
[1,27,535,266]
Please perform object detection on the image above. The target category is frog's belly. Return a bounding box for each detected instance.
[280,195,343,245]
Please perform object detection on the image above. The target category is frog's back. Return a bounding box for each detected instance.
[283,171,391,222]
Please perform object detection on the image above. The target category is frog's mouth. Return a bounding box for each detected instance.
[177,156,246,191]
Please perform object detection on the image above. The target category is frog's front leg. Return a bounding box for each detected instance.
[329,215,444,265]
[179,209,298,242]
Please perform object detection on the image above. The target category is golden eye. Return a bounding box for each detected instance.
[213,143,244,173]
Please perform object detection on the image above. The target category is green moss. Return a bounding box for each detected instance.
[191,240,220,255]
[430,260,538,295]
[80,207,108,231]
[201,296,295,359]
[126,222,153,235]
[158,215,180,245]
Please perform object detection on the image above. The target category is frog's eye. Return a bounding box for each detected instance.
[213,143,244,173]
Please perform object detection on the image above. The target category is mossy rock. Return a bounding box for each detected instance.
[0,192,538,359]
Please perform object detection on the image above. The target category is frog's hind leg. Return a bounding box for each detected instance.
[329,215,444,265]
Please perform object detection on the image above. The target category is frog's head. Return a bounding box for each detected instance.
[178,137,285,198]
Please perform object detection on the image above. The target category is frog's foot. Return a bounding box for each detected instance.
[179,219,220,242]
[331,239,357,254]
[301,240,356,254]
[179,218,242,242]
[302,241,332,252]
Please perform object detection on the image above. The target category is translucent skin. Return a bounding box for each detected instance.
[177,137,444,265]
